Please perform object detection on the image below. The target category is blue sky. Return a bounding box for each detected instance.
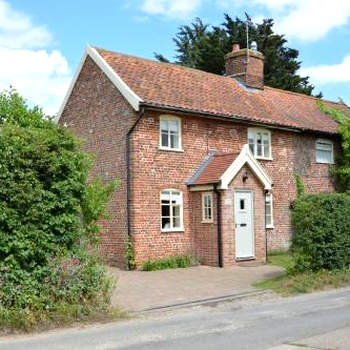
[1,0,350,114]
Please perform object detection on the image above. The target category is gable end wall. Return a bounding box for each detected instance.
[59,56,138,268]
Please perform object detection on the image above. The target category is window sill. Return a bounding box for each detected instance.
[201,220,214,224]
[266,225,274,229]
[161,228,185,233]
[159,147,184,153]
[316,161,334,165]
[255,157,273,161]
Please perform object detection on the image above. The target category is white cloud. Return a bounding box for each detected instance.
[0,0,52,49]
[138,0,350,40]
[300,55,350,85]
[267,0,350,42]
[0,0,71,115]
[140,0,203,18]
[0,48,71,115]
[254,0,350,41]
[217,0,350,42]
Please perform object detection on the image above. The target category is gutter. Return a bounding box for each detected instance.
[140,102,340,137]
[126,107,145,267]
[214,184,223,268]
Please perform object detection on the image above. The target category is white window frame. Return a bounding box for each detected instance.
[160,189,184,232]
[202,192,214,223]
[315,139,334,164]
[159,115,183,152]
[265,192,274,229]
[248,128,272,160]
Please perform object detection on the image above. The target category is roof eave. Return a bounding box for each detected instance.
[140,102,339,136]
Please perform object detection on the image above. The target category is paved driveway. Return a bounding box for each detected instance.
[110,264,283,312]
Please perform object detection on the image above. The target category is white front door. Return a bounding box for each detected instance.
[234,190,254,259]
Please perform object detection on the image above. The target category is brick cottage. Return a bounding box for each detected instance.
[58,43,348,269]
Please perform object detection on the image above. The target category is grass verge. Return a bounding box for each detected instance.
[255,252,350,296]
[141,255,198,271]
[0,303,126,335]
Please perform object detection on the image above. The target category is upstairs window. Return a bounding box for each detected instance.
[202,192,213,223]
[248,128,271,160]
[161,190,183,231]
[160,116,182,151]
[316,139,333,164]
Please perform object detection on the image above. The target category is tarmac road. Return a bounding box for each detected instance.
[1,287,350,350]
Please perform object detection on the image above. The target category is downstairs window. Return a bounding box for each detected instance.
[161,190,183,231]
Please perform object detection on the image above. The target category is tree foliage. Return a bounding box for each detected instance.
[155,15,319,96]
[0,89,50,128]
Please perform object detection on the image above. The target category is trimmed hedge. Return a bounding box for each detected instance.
[292,193,350,271]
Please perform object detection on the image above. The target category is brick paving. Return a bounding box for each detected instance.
[110,264,283,311]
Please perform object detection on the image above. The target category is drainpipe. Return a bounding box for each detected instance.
[126,107,145,268]
[214,184,223,268]
[264,189,270,264]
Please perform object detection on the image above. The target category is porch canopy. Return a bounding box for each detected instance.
[187,144,272,191]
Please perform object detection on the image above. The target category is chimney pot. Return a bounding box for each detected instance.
[224,46,265,89]
[232,43,240,52]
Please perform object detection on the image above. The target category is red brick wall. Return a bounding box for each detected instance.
[130,111,337,265]
[191,191,219,266]
[59,56,138,268]
[129,114,194,265]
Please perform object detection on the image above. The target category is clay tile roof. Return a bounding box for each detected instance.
[96,47,350,134]
[189,153,239,186]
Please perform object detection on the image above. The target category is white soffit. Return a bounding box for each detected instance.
[57,45,143,121]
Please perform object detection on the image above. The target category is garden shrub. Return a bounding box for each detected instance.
[0,250,114,319]
[0,90,117,331]
[292,193,350,272]
[0,123,91,270]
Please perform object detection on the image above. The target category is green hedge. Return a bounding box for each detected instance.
[292,193,350,271]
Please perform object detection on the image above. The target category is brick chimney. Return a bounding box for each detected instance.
[224,43,264,89]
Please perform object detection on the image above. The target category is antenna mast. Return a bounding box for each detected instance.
[244,12,252,64]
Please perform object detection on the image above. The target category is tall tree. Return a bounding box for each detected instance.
[155,15,319,96]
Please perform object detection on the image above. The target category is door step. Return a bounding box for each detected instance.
[236,256,255,261]
[237,260,265,267]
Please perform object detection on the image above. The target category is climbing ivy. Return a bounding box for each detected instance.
[318,101,350,191]
[295,174,305,198]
